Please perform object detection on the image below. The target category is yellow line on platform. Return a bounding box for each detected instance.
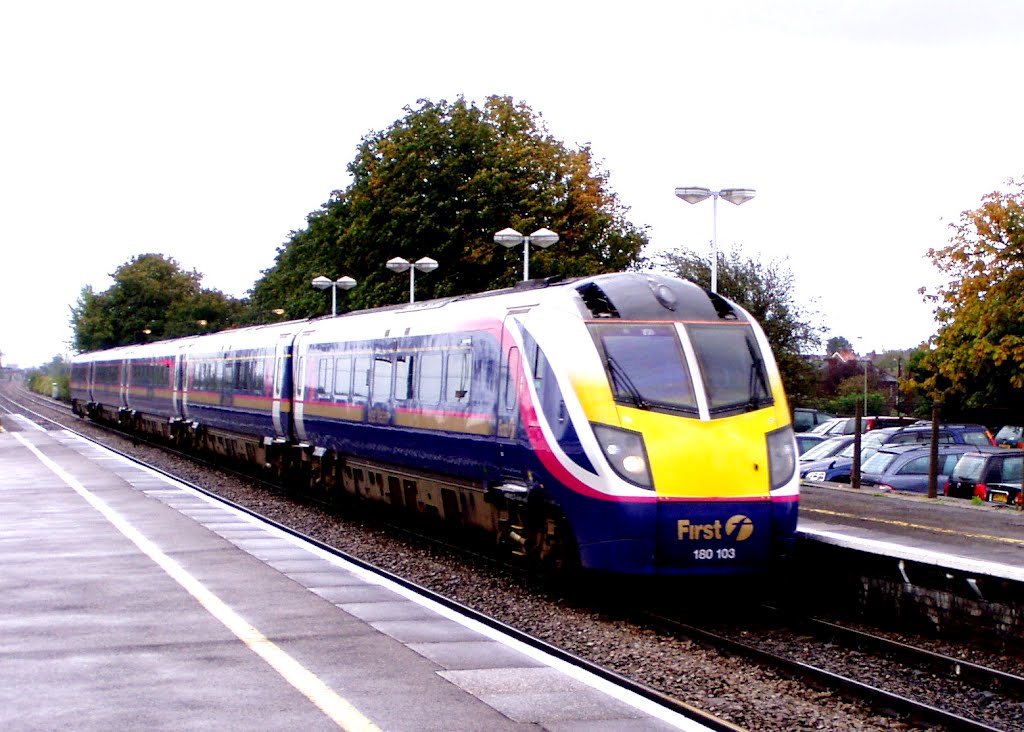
[804,507,1024,547]
[15,433,381,732]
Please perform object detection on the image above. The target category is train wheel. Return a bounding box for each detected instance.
[528,507,581,578]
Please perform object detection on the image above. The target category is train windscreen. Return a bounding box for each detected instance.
[588,323,698,414]
[686,323,774,414]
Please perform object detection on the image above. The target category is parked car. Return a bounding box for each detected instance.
[792,408,835,433]
[808,415,916,436]
[799,434,856,464]
[882,422,996,448]
[796,432,826,454]
[993,425,1024,448]
[944,449,1024,505]
[859,444,980,493]
[808,417,848,436]
[801,438,881,483]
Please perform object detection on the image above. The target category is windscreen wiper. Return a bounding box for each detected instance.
[745,341,771,412]
[606,355,650,410]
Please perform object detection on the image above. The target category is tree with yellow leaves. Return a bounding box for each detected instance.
[909,178,1024,413]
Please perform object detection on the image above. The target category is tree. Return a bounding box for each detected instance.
[825,335,852,354]
[71,254,246,351]
[908,178,1024,415]
[251,96,648,319]
[651,245,824,405]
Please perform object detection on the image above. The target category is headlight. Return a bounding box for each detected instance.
[767,425,797,490]
[592,423,654,489]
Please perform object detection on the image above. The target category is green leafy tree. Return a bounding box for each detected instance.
[827,379,888,416]
[71,254,246,350]
[908,178,1024,414]
[251,96,647,319]
[825,336,852,354]
[651,245,824,406]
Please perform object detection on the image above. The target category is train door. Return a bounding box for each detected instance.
[271,334,294,440]
[119,358,129,408]
[496,311,530,482]
[291,330,314,442]
[172,352,183,419]
[180,347,193,421]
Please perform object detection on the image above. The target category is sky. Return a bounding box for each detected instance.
[2,0,1023,368]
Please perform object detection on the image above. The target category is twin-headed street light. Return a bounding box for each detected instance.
[311,275,357,316]
[386,256,439,303]
[674,187,755,294]
[493,227,559,281]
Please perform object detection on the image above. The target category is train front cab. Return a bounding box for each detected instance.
[514,274,800,576]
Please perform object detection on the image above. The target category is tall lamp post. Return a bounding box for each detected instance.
[674,187,755,293]
[386,256,438,303]
[493,227,559,281]
[311,275,357,316]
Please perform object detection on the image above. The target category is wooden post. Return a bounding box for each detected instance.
[927,403,941,499]
[851,400,863,489]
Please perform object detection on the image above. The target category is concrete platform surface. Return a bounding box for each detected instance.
[799,481,1024,582]
[0,429,706,732]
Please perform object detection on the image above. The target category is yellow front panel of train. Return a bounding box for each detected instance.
[618,406,779,499]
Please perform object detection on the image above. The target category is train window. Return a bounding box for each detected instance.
[687,324,774,413]
[352,355,370,398]
[418,352,443,404]
[371,355,393,402]
[395,355,414,401]
[446,351,472,402]
[253,358,265,391]
[334,357,353,398]
[591,323,697,413]
[316,358,333,398]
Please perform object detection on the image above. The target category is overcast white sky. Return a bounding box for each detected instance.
[2,1,1023,368]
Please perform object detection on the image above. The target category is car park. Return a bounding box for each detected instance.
[801,424,995,483]
[944,449,1024,505]
[859,444,979,493]
[792,408,835,433]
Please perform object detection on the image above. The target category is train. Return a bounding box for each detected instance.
[70,271,799,576]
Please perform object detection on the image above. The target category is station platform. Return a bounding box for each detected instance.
[798,482,1024,583]
[0,424,702,731]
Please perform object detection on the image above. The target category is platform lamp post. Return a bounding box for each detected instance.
[674,187,755,293]
[311,275,357,316]
[386,257,438,303]
[493,227,559,281]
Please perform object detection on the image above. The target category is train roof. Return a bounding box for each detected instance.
[71,272,753,360]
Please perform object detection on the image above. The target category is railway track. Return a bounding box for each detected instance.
[5,382,1023,730]
[642,606,1024,732]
